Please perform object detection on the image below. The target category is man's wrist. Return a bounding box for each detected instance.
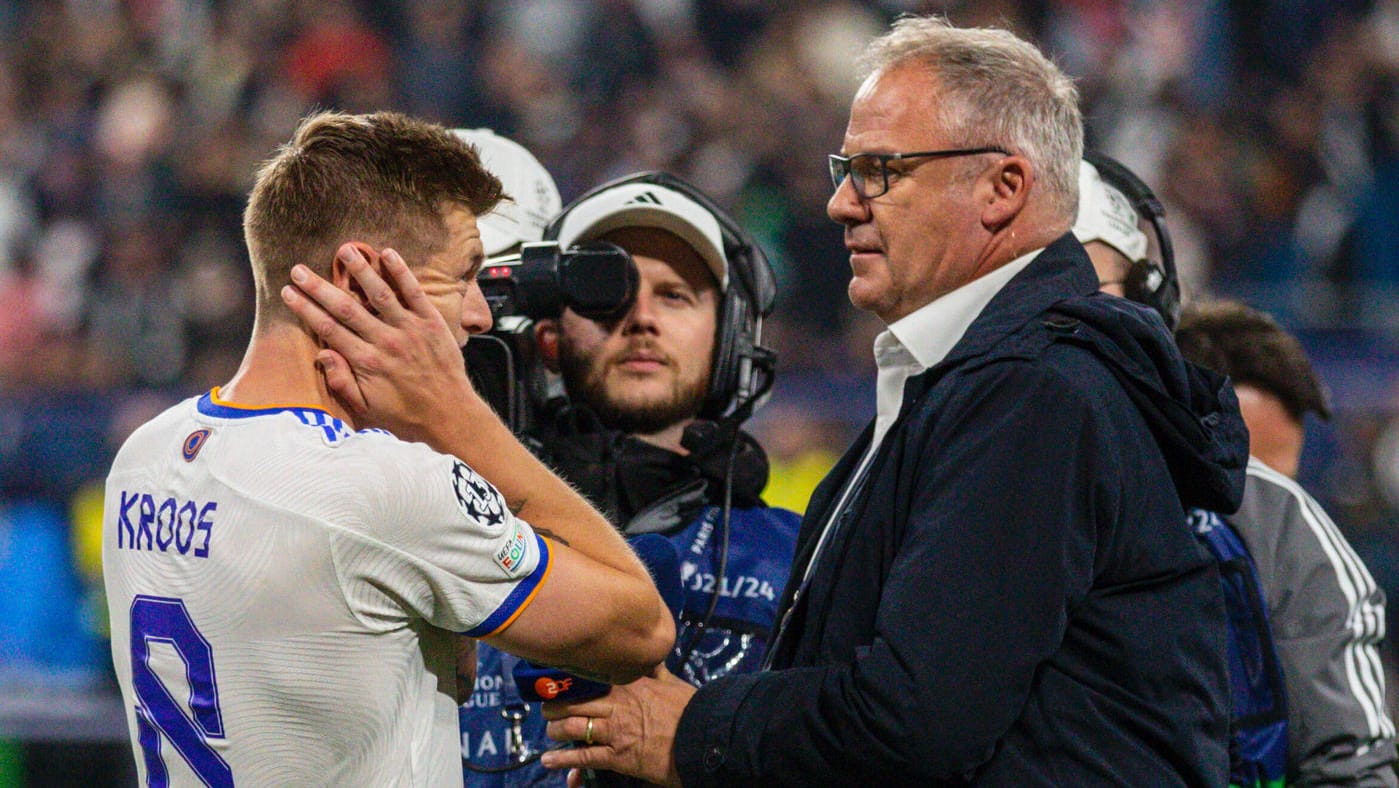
[673,672,764,786]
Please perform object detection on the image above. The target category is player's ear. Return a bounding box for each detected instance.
[535,319,561,372]
[331,241,383,312]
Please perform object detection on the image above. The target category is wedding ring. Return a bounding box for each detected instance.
[584,717,595,746]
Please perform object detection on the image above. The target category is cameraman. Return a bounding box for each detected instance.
[456,140,800,786]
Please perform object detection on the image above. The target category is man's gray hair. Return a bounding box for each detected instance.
[858,15,1083,219]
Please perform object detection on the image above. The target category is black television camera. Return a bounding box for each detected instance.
[465,240,638,434]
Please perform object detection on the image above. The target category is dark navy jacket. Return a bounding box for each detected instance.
[674,234,1247,786]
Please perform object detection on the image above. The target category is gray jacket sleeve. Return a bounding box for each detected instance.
[1230,457,1397,787]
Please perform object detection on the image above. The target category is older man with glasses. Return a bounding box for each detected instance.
[537,16,1249,786]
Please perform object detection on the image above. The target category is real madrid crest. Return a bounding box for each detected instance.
[182,429,211,462]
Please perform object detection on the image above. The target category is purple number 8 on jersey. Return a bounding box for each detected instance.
[130,596,233,786]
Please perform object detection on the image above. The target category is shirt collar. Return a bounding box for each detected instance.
[882,247,1045,370]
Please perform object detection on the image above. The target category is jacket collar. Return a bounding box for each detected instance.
[805,234,1097,523]
[884,246,1039,371]
[937,232,1098,370]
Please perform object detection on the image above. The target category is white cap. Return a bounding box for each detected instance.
[551,182,729,290]
[453,128,562,257]
[1073,159,1148,263]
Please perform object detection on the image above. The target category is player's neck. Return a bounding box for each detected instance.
[218,323,356,426]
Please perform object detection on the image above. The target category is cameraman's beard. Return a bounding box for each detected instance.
[558,341,709,436]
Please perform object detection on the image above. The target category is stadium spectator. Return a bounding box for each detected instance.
[104,110,672,785]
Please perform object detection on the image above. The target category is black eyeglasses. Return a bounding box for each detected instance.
[828,147,1011,199]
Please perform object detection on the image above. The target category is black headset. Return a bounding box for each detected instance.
[1084,150,1181,330]
[543,171,778,425]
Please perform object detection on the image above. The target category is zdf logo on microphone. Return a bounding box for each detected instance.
[533,676,574,699]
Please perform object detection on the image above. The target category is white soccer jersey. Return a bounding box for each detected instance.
[103,390,551,787]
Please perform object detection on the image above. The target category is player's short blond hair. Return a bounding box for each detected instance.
[243,110,503,321]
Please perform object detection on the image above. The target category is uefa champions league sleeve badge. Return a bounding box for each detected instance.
[451,460,507,529]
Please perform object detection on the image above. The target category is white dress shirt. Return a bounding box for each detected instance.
[800,248,1044,588]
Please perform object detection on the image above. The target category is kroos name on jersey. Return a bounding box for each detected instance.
[115,491,216,558]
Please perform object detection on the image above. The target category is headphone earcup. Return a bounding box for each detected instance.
[702,288,748,420]
[1123,259,1181,330]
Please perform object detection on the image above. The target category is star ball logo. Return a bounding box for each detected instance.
[452,461,505,528]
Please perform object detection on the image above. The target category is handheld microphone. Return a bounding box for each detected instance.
[511,662,611,703]
[509,534,686,703]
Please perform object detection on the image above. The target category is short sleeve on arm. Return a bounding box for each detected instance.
[323,435,555,634]
[463,531,551,637]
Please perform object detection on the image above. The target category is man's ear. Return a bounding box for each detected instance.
[330,241,383,312]
[980,156,1033,230]
[535,318,562,372]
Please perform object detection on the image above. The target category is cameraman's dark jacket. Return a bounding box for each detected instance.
[536,409,768,532]
[536,413,801,682]
[462,411,799,786]
[674,234,1246,786]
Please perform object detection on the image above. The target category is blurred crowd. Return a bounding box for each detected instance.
[2,0,1399,745]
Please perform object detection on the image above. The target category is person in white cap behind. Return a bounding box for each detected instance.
[1073,158,1151,297]
[1075,153,1396,787]
[453,128,562,257]
[451,128,576,784]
